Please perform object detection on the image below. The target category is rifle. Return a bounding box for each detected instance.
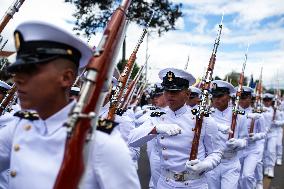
[189,15,223,160]
[0,84,17,115]
[228,44,249,139]
[107,14,154,121]
[253,67,263,113]
[120,63,146,110]
[132,78,147,107]
[0,0,25,33]
[53,0,132,188]
[272,72,280,121]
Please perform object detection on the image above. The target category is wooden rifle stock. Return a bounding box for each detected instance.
[189,17,223,160]
[0,0,25,33]
[133,80,147,107]
[53,1,132,188]
[249,118,255,136]
[107,20,151,120]
[253,67,263,113]
[228,45,248,139]
[120,64,145,109]
[0,84,17,115]
[189,117,203,160]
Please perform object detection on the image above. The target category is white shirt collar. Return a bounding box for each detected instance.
[43,100,76,135]
[167,104,188,117]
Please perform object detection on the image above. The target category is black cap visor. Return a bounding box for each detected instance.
[211,88,230,98]
[7,54,59,73]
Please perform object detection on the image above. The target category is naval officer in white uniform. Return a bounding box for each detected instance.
[0,21,140,189]
[128,68,222,189]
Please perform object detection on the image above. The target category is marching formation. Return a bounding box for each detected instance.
[0,0,283,189]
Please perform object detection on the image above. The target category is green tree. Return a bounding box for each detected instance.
[223,71,248,87]
[214,76,221,80]
[65,0,183,37]
[117,59,140,80]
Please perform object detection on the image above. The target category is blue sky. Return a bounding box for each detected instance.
[1,0,284,89]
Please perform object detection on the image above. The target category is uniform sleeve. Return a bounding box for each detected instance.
[202,117,222,171]
[79,131,141,189]
[0,122,16,172]
[115,115,135,142]
[128,119,156,148]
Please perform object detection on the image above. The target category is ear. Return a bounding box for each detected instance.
[60,68,76,88]
[184,89,190,97]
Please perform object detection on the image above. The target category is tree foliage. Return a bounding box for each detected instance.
[117,59,140,80]
[65,0,183,37]
[223,71,248,87]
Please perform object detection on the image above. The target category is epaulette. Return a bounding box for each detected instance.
[96,119,118,134]
[115,108,126,116]
[14,111,39,121]
[149,107,157,110]
[150,111,166,117]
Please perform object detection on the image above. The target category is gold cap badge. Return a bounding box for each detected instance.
[14,32,21,51]
[166,71,175,82]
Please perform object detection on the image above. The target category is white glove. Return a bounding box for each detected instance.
[217,123,233,134]
[249,133,266,142]
[155,123,182,136]
[185,159,210,174]
[226,138,246,150]
[246,113,261,120]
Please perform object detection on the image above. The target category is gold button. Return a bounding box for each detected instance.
[10,170,17,177]
[161,136,164,139]
[163,147,167,150]
[24,125,31,131]
[14,144,20,152]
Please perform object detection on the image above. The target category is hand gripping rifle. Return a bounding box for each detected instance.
[0,0,25,33]
[189,15,223,160]
[107,14,154,121]
[53,1,132,188]
[228,45,249,139]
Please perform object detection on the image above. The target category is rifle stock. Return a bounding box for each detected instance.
[189,16,223,160]
[228,45,249,139]
[120,63,145,109]
[0,0,25,33]
[107,17,152,120]
[253,67,263,113]
[0,84,17,115]
[53,1,132,188]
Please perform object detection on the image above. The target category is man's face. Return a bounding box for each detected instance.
[263,98,272,107]
[186,92,200,107]
[152,93,167,108]
[164,89,189,111]
[13,59,72,110]
[212,93,230,111]
[239,96,252,109]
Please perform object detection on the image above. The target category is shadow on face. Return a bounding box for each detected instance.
[164,89,189,111]
[212,93,230,111]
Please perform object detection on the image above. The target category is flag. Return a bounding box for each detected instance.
[249,74,256,89]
